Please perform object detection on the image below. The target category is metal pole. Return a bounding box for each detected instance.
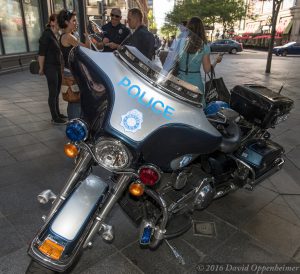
[74,0,87,42]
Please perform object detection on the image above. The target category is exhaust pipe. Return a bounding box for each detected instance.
[37,189,57,204]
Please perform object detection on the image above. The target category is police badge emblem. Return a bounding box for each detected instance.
[120,109,143,133]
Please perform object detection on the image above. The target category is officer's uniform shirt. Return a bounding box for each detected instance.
[102,22,130,52]
[123,25,155,60]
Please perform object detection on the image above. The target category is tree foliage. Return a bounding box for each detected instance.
[164,0,246,32]
[148,9,157,32]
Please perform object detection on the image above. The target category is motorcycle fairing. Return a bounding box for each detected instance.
[75,47,222,154]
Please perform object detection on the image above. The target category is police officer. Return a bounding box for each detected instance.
[124,8,155,60]
[101,8,130,52]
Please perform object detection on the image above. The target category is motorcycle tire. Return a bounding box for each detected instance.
[26,260,56,274]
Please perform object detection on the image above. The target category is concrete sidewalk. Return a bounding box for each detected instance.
[0,53,300,273]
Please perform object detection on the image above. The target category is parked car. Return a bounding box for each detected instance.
[273,41,300,56]
[210,39,243,54]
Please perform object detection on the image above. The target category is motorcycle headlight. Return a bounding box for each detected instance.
[94,138,132,170]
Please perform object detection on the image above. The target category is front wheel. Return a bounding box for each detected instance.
[26,260,56,274]
[230,48,238,54]
[281,50,287,56]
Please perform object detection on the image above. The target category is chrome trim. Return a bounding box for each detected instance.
[28,219,94,272]
[100,223,114,242]
[37,190,57,204]
[213,183,237,199]
[83,174,132,248]
[228,154,256,182]
[248,157,285,188]
[115,49,202,107]
[93,137,132,170]
[66,118,89,142]
[168,178,212,213]
[78,139,138,176]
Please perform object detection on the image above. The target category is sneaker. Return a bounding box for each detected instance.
[51,118,67,125]
[58,114,68,119]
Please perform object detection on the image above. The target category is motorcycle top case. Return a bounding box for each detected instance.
[230,84,293,129]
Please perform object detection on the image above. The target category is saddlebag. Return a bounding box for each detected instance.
[235,139,284,178]
[230,84,293,129]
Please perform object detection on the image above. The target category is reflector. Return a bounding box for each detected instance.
[138,166,160,186]
[64,143,79,158]
[129,182,144,196]
[38,238,64,261]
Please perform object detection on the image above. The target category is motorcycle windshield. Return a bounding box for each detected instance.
[117,25,205,106]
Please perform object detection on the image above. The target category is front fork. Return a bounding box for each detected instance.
[28,149,132,272]
[83,174,132,248]
[47,150,132,248]
[45,151,94,223]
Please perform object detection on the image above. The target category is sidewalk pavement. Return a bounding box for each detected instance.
[0,53,300,273]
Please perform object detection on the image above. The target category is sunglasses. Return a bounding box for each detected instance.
[65,10,74,21]
[110,14,121,19]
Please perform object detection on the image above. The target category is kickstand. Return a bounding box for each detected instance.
[165,239,186,265]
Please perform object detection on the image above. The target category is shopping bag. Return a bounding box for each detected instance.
[29,60,40,74]
[205,67,230,104]
[61,75,80,103]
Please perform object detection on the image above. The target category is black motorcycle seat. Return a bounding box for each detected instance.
[218,119,241,153]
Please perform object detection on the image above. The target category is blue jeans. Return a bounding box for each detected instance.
[67,102,81,120]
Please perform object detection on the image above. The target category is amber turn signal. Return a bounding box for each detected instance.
[38,238,64,261]
[129,182,144,197]
[64,143,79,158]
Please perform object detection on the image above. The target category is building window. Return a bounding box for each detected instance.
[23,0,42,51]
[54,0,65,13]
[66,0,74,10]
[0,0,27,54]
[88,0,98,6]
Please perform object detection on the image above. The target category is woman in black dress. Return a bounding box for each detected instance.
[38,14,67,125]
[57,10,90,120]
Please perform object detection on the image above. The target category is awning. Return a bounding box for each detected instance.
[283,21,293,35]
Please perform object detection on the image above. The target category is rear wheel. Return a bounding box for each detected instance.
[230,48,237,54]
[26,260,56,274]
[281,50,287,56]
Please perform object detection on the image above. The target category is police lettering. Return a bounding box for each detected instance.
[118,77,175,120]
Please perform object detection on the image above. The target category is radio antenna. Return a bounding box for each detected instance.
[278,52,294,94]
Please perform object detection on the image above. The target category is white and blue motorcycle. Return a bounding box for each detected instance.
[26,26,293,273]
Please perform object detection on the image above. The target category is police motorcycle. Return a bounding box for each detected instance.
[26,25,293,273]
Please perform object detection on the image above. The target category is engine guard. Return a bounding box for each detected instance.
[28,174,109,272]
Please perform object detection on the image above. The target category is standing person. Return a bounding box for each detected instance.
[101,8,130,52]
[176,17,222,106]
[124,8,155,60]
[57,9,90,120]
[153,34,161,58]
[38,14,66,125]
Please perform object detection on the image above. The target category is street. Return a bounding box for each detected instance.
[0,50,300,273]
